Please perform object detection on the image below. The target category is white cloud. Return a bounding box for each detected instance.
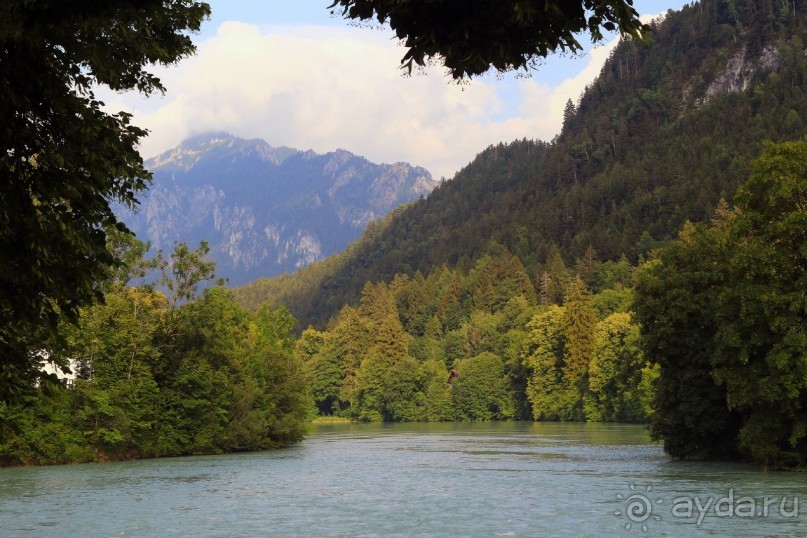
[100,20,623,179]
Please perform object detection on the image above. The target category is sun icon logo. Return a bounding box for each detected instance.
[614,483,664,532]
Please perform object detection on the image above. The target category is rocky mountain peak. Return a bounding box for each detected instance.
[121,133,438,285]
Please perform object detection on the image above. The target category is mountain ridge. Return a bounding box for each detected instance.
[118,133,439,285]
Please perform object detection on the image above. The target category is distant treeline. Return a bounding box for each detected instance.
[297,246,653,424]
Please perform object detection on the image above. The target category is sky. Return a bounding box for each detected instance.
[100,1,692,180]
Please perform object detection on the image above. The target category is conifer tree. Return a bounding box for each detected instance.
[562,276,597,385]
[420,359,454,421]
[545,245,569,304]
[329,306,371,410]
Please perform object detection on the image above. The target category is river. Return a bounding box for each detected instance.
[1,422,805,536]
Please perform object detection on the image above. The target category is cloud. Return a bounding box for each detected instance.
[100,21,622,179]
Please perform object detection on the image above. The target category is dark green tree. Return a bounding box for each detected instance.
[329,0,649,78]
[353,309,421,421]
[0,0,210,400]
[711,140,807,468]
[544,245,569,305]
[633,223,742,460]
[635,139,807,467]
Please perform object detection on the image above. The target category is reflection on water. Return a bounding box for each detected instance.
[1,422,805,536]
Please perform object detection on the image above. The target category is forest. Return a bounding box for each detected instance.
[296,246,653,424]
[236,0,807,469]
[0,236,310,466]
[8,135,801,469]
[1,0,805,470]
[295,136,806,469]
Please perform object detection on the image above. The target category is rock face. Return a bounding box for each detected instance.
[703,43,780,101]
[119,133,438,285]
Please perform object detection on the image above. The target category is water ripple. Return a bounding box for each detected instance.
[1,423,806,536]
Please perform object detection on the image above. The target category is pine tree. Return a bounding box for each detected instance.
[545,245,569,304]
[562,98,577,133]
[562,276,597,385]
[329,306,371,410]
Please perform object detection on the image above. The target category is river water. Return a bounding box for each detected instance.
[1,422,806,537]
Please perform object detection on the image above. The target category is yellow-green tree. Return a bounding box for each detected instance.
[523,305,576,420]
[561,276,597,419]
[586,312,647,422]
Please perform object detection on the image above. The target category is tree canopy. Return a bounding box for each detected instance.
[0,237,310,465]
[0,0,210,400]
[328,0,649,78]
[634,139,807,469]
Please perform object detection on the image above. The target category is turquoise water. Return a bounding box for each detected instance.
[1,422,806,536]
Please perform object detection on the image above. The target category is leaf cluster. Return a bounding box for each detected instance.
[329,0,649,78]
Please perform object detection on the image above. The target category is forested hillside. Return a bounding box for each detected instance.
[237,0,807,329]
[295,249,653,424]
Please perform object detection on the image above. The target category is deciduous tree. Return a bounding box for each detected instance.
[0,0,210,400]
[329,0,649,79]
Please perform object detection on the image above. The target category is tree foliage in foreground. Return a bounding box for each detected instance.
[0,238,310,466]
[0,0,210,402]
[635,139,807,469]
[329,0,649,79]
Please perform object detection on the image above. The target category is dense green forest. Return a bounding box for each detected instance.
[233,0,807,469]
[296,246,654,423]
[237,0,807,329]
[6,130,803,468]
[0,236,310,466]
[2,0,805,471]
[293,136,805,469]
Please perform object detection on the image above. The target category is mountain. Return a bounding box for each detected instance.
[234,0,807,328]
[119,133,438,285]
